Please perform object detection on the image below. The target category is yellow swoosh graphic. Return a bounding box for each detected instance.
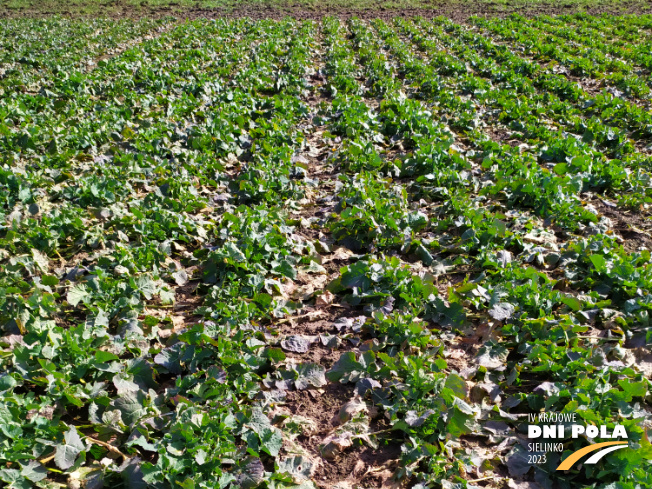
[556,441,628,470]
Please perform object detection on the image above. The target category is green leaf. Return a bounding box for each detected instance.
[263,347,286,363]
[447,399,474,437]
[121,457,146,489]
[248,408,273,433]
[295,363,327,390]
[553,163,568,175]
[326,352,364,383]
[224,242,246,262]
[278,456,313,483]
[0,374,17,392]
[159,288,175,305]
[506,445,531,477]
[476,341,509,369]
[112,392,146,425]
[260,427,283,457]
[54,427,85,470]
[414,242,433,265]
[94,351,119,363]
[67,284,89,306]
[177,479,195,489]
[234,458,264,489]
[41,275,59,286]
[19,461,47,483]
[561,295,582,311]
[589,254,606,273]
[135,275,156,300]
[31,249,49,273]
[281,336,311,353]
[247,408,283,456]
[618,380,647,400]
[340,262,372,291]
[194,449,208,465]
[444,374,467,399]
[273,259,297,280]
[113,374,139,395]
[429,298,466,327]
[0,468,31,489]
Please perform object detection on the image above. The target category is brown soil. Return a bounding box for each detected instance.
[285,383,403,489]
[596,200,652,252]
[289,343,343,369]
[212,2,652,23]
[567,72,607,97]
[286,382,352,432]
[484,125,520,147]
[173,278,203,313]
[276,312,346,336]
[3,1,652,21]
[316,443,403,488]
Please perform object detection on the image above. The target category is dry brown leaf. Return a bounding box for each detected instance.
[157,315,186,338]
[634,350,652,379]
[379,470,403,489]
[290,285,314,300]
[508,480,539,489]
[281,280,298,300]
[291,274,329,300]
[315,290,335,307]
[323,246,356,263]
[171,315,185,329]
[338,396,368,424]
[353,459,366,475]
[321,432,353,459]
